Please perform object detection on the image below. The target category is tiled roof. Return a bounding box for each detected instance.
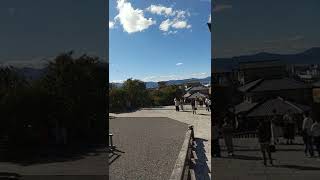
[234,101,259,114]
[238,79,263,92]
[247,97,311,117]
[188,92,207,99]
[238,78,310,92]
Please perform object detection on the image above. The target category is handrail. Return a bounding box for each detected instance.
[169,125,194,180]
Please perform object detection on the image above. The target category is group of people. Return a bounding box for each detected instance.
[302,111,320,158]
[213,109,320,167]
[174,98,184,112]
[174,97,211,114]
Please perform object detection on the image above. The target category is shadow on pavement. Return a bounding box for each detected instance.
[1,144,106,166]
[274,164,320,171]
[193,138,210,180]
[108,148,125,165]
[220,154,263,161]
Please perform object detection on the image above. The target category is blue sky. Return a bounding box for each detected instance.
[213,0,320,58]
[0,0,106,68]
[109,0,211,83]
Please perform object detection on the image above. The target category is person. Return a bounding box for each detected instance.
[191,99,196,114]
[271,109,282,144]
[311,118,320,157]
[180,99,184,111]
[283,110,295,144]
[174,98,180,111]
[208,99,211,112]
[302,112,314,157]
[195,97,199,113]
[257,119,273,166]
[222,114,234,156]
[205,98,209,111]
[213,123,221,157]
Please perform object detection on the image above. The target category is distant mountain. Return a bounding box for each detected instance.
[111,76,211,89]
[214,47,320,71]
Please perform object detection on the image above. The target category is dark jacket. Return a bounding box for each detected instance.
[258,121,271,143]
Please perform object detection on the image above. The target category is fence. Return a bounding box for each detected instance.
[232,131,258,138]
[169,125,196,180]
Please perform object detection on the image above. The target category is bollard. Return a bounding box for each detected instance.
[109,133,114,149]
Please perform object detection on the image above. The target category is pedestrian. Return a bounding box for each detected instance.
[271,109,282,144]
[205,98,209,111]
[208,99,212,112]
[257,119,273,166]
[283,110,295,144]
[213,123,221,157]
[174,98,180,111]
[191,99,196,114]
[311,118,320,158]
[222,114,234,156]
[180,99,184,111]
[302,111,314,157]
[195,97,199,113]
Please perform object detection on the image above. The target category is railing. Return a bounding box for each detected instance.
[232,131,258,138]
[169,125,195,180]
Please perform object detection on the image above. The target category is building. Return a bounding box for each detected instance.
[238,60,286,85]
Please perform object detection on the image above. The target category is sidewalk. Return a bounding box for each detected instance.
[110,105,211,179]
[213,137,320,180]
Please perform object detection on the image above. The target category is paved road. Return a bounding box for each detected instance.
[109,117,188,180]
[110,105,211,179]
[0,146,108,179]
[213,137,320,180]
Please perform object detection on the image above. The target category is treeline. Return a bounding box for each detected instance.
[109,79,184,113]
[0,52,107,151]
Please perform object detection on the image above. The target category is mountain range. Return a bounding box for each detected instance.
[112,76,211,89]
[214,47,320,72]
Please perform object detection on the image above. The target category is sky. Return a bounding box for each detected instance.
[0,0,107,68]
[109,0,211,83]
[213,0,320,58]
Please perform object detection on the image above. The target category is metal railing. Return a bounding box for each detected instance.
[232,131,258,138]
[169,125,195,180]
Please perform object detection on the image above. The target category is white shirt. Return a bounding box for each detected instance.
[302,117,313,135]
[311,122,320,137]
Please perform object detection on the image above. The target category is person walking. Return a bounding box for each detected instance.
[213,123,221,157]
[222,114,234,156]
[205,98,209,111]
[311,118,320,158]
[271,109,282,144]
[257,119,273,166]
[302,112,314,157]
[174,98,180,112]
[283,110,295,144]
[208,98,212,112]
[191,99,196,114]
[180,99,184,111]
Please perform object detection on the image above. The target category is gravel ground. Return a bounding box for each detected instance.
[109,117,188,180]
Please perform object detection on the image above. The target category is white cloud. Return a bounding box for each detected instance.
[146,4,175,16]
[115,0,156,34]
[159,19,172,31]
[172,21,191,29]
[109,21,115,29]
[176,62,183,66]
[213,4,232,12]
[159,14,191,32]
[208,14,211,23]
